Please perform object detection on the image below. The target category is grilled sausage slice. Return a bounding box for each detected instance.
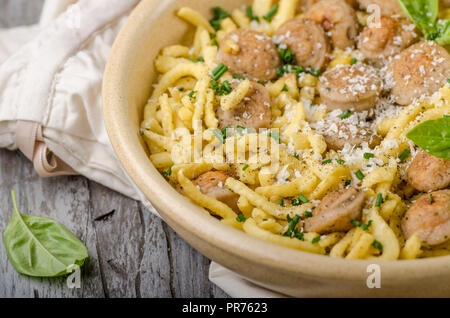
[357,0,405,17]
[358,16,417,65]
[305,0,359,50]
[273,18,330,70]
[193,171,239,212]
[216,81,271,129]
[217,29,280,82]
[402,190,450,246]
[386,41,450,105]
[406,151,450,192]
[304,187,365,234]
[323,121,382,151]
[317,64,382,111]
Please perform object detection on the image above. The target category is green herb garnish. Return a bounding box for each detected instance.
[372,240,383,252]
[322,159,332,165]
[340,110,352,119]
[263,5,278,22]
[336,159,345,165]
[283,214,301,237]
[350,57,357,65]
[364,152,374,159]
[246,6,259,22]
[355,170,365,180]
[188,56,205,63]
[304,211,313,218]
[399,149,411,162]
[344,179,351,186]
[281,83,288,92]
[242,164,249,171]
[188,90,197,99]
[278,198,285,207]
[406,117,450,159]
[210,7,231,31]
[236,214,247,222]
[375,193,384,207]
[312,236,321,244]
[162,166,172,177]
[211,63,229,80]
[279,48,295,64]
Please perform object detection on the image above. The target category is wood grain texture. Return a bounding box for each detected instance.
[0,0,229,298]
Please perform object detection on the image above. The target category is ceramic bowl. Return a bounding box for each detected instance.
[103,0,450,297]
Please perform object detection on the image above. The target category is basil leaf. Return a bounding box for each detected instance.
[406,117,450,159]
[398,0,439,38]
[436,19,450,45]
[3,190,88,277]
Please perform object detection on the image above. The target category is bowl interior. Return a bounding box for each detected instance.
[103,0,450,297]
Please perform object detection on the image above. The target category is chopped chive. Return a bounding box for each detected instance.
[281,83,288,92]
[351,220,362,227]
[375,193,384,207]
[447,78,450,84]
[298,194,309,203]
[188,90,197,99]
[236,214,246,222]
[178,87,185,91]
[304,211,313,218]
[162,166,172,177]
[340,110,352,119]
[246,6,259,22]
[283,214,301,237]
[211,63,228,80]
[430,194,434,204]
[312,236,321,244]
[188,56,204,63]
[295,231,305,241]
[291,198,300,206]
[213,129,225,144]
[307,68,320,77]
[321,159,332,165]
[372,240,383,251]
[344,179,351,186]
[294,65,305,76]
[361,220,373,231]
[242,164,249,171]
[336,159,345,165]
[279,48,294,64]
[293,152,300,159]
[209,7,230,31]
[350,57,357,65]
[399,149,410,162]
[232,74,244,80]
[364,152,374,159]
[262,5,278,22]
[268,131,280,144]
[355,170,365,180]
[278,198,284,207]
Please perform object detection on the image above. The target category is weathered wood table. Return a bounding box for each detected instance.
[0,0,228,298]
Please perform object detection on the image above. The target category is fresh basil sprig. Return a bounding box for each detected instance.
[406,117,450,159]
[3,190,88,277]
[398,0,450,45]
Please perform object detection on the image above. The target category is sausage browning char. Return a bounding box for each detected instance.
[402,190,450,246]
[304,187,366,234]
[218,29,280,82]
[273,18,330,70]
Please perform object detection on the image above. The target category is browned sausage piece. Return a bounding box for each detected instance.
[305,0,359,50]
[297,0,357,13]
[317,64,382,111]
[273,18,330,70]
[402,190,450,246]
[193,171,239,212]
[357,0,405,17]
[322,121,382,151]
[304,187,365,234]
[216,81,271,129]
[358,16,417,65]
[386,41,450,105]
[217,29,280,82]
[406,151,450,192]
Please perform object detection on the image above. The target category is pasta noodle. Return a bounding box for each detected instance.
[140,1,450,260]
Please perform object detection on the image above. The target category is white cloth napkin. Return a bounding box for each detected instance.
[0,0,284,298]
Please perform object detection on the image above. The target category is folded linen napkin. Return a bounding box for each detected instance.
[0,0,284,298]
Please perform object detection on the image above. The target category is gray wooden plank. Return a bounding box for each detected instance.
[0,0,230,298]
[0,149,104,298]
